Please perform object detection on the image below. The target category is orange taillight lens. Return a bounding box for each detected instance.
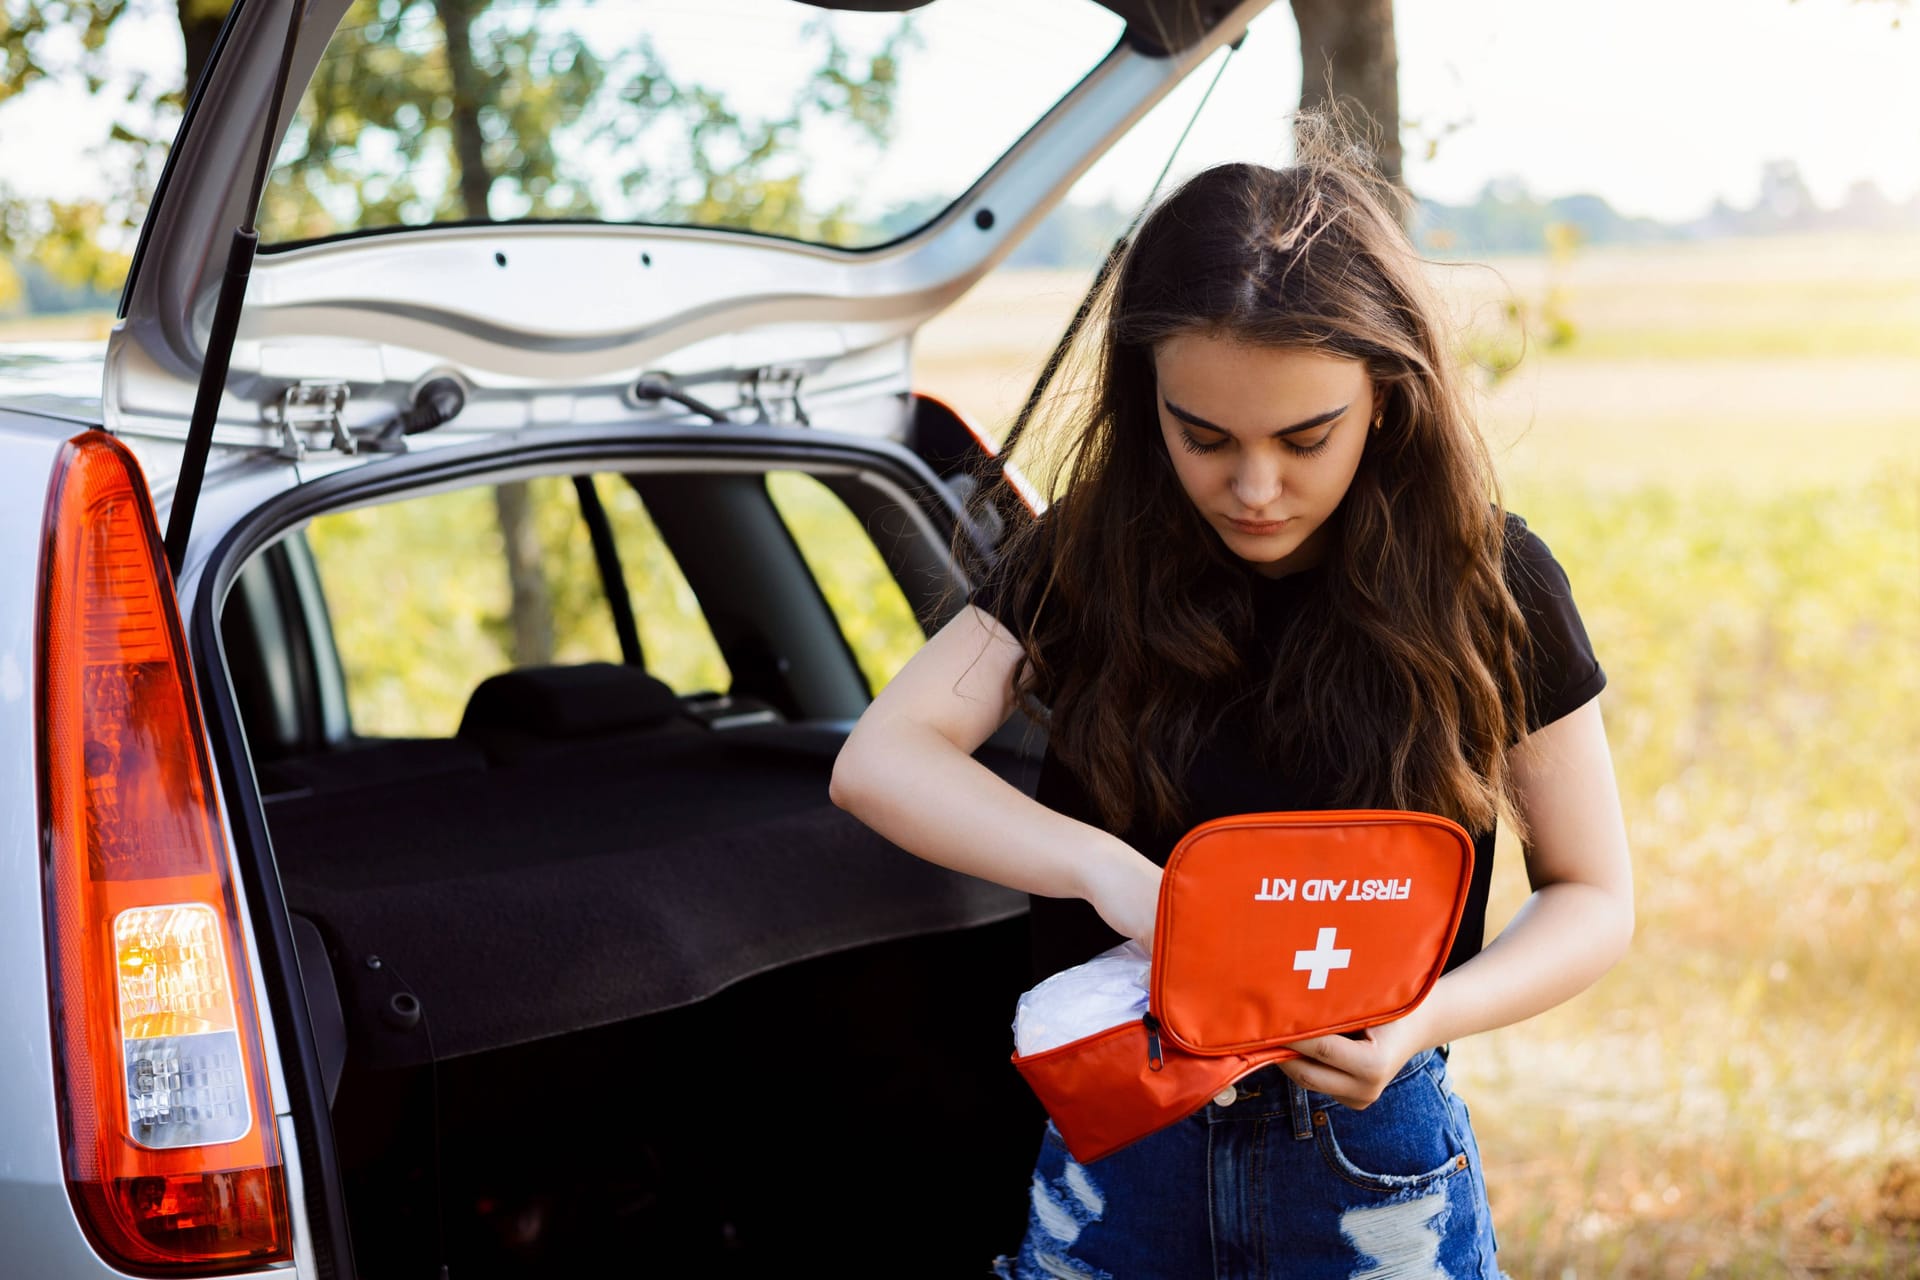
[39,432,292,1273]
[915,391,1047,518]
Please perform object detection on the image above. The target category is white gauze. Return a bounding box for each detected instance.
[1011,939,1151,1057]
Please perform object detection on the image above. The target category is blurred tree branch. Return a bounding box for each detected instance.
[3,0,911,310]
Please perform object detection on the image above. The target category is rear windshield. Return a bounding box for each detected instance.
[259,0,1124,250]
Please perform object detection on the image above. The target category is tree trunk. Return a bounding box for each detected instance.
[437,0,551,668]
[1289,0,1403,194]
[177,0,229,96]
[432,0,495,221]
[493,483,555,667]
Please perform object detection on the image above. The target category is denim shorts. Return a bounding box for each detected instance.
[991,1046,1502,1280]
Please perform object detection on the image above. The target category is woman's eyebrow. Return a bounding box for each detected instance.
[1163,398,1349,438]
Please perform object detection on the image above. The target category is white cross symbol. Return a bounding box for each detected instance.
[1294,927,1351,990]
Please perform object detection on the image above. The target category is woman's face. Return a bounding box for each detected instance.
[1151,332,1375,578]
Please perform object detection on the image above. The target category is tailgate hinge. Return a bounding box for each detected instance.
[268,381,356,460]
[737,365,810,427]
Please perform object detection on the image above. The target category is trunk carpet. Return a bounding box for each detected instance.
[268,725,1036,1062]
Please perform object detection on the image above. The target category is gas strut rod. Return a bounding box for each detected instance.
[1000,37,1239,465]
[163,0,312,579]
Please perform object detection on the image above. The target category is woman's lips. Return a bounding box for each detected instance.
[1227,516,1292,534]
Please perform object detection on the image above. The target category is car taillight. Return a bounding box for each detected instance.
[914,391,1047,517]
[38,431,292,1274]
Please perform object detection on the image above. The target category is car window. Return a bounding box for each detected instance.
[305,473,728,737]
[594,473,732,697]
[764,470,924,695]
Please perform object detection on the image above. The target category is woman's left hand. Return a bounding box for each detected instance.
[1277,1007,1436,1110]
[1277,698,1636,1112]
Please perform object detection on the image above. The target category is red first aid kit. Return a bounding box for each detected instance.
[1011,809,1474,1164]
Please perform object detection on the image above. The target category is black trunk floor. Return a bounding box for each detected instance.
[269,726,1036,1062]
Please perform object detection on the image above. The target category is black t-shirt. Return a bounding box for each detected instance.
[969,510,1607,983]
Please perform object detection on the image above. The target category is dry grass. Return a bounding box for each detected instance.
[0,309,115,341]
[1464,474,1920,1278]
[918,232,1920,1277]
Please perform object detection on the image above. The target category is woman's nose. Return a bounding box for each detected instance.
[1230,452,1284,507]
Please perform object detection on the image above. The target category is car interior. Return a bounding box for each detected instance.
[218,456,1047,1274]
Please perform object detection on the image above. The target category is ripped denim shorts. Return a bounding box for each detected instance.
[991,1046,1503,1280]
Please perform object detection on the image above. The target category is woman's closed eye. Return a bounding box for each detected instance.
[1177,427,1336,458]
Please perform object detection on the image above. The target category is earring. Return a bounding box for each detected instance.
[1370,413,1384,433]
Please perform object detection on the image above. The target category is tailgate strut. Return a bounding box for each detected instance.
[162,0,311,578]
[1001,36,1238,464]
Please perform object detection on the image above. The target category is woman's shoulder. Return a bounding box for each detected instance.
[1493,507,1608,735]
[1498,507,1553,567]
[1497,508,1575,606]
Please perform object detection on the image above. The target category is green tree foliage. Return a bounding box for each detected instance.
[0,0,135,106]
[262,0,611,237]
[0,197,139,313]
[7,0,917,689]
[766,471,925,695]
[0,0,198,303]
[4,0,913,300]
[306,475,738,736]
[263,0,916,244]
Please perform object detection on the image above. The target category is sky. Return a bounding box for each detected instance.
[0,0,1913,233]
[1391,0,1919,218]
[1071,0,1920,222]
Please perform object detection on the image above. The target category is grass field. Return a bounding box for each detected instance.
[0,309,114,341]
[917,231,1920,1276]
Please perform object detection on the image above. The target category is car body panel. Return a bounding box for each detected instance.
[0,415,96,1279]
[0,345,108,425]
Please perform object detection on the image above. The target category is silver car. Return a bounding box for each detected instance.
[0,1,1272,1274]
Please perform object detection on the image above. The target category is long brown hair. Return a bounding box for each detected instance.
[952,115,1534,844]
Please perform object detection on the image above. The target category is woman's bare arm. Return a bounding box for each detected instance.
[829,605,1164,946]
[1278,695,1636,1105]
[1417,695,1637,1034]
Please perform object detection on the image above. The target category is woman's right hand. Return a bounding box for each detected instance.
[832,608,1174,947]
[1080,841,1165,954]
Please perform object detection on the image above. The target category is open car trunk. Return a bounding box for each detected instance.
[212,446,1052,1275]
[267,717,1044,1273]
[263,715,1035,1067]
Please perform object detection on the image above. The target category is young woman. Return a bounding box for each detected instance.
[829,125,1634,1279]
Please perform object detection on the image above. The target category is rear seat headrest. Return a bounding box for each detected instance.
[459,663,685,740]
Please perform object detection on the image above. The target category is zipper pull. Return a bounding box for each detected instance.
[1143,1012,1164,1072]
